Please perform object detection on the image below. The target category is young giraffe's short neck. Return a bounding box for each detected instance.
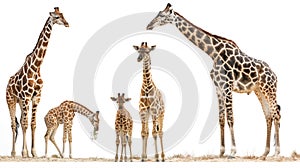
[142,57,156,91]
[173,12,239,60]
[68,101,94,119]
[26,17,54,70]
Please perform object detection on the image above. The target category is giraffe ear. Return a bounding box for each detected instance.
[133,45,139,51]
[110,97,117,101]
[125,98,131,102]
[150,45,156,51]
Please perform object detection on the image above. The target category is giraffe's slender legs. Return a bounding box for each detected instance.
[62,123,68,158]
[122,132,127,162]
[115,132,120,162]
[274,116,280,156]
[120,132,124,162]
[158,113,165,162]
[68,122,73,159]
[19,99,30,158]
[141,112,149,162]
[215,88,225,157]
[225,92,236,158]
[128,134,133,162]
[7,91,17,157]
[50,125,63,158]
[44,128,51,157]
[31,95,41,158]
[152,120,159,162]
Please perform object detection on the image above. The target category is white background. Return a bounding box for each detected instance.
[0,0,300,162]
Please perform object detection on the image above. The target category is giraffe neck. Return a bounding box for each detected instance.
[26,17,54,69]
[142,57,155,90]
[173,12,238,60]
[69,101,94,119]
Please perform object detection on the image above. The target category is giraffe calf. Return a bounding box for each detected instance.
[111,93,133,162]
[44,100,100,158]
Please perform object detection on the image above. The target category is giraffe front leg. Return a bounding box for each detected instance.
[50,126,63,158]
[62,124,68,158]
[115,132,120,162]
[141,120,149,162]
[152,119,159,162]
[225,93,236,158]
[158,113,165,162]
[274,108,281,156]
[128,135,133,162]
[68,124,73,159]
[19,100,30,158]
[261,117,272,159]
[44,128,51,158]
[31,95,41,158]
[7,96,17,157]
[216,88,225,157]
[120,133,124,162]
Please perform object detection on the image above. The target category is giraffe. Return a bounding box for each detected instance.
[146,3,281,159]
[44,100,100,158]
[133,42,165,162]
[111,93,133,162]
[6,7,69,158]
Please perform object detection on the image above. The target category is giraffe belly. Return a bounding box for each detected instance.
[233,80,256,94]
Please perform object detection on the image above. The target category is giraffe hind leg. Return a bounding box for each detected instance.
[7,95,17,157]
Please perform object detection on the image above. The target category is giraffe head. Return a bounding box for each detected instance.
[146,3,175,30]
[111,93,131,110]
[133,42,156,62]
[89,111,100,140]
[49,7,69,27]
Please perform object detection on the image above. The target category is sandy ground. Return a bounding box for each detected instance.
[1,152,300,162]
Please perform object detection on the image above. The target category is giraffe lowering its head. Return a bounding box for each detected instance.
[111,93,133,162]
[147,4,281,159]
[134,42,165,162]
[6,7,69,158]
[44,100,100,158]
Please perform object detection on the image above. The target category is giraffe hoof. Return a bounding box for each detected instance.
[227,155,235,159]
[31,150,37,158]
[22,151,29,158]
[11,151,16,157]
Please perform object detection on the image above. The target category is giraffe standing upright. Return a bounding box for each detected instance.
[6,7,69,157]
[134,42,165,162]
[111,93,133,162]
[146,4,281,159]
[44,100,100,158]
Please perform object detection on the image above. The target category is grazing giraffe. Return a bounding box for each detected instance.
[146,3,281,159]
[6,7,69,157]
[133,42,165,162]
[44,100,100,158]
[111,93,133,162]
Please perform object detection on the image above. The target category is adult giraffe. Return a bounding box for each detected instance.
[6,7,69,157]
[146,3,281,159]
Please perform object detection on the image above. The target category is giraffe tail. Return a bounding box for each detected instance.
[15,117,20,142]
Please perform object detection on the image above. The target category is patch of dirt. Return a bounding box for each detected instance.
[1,152,300,162]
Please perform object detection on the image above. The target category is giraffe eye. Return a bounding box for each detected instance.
[55,17,60,19]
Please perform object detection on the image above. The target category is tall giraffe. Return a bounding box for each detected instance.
[146,4,281,159]
[133,42,165,162]
[111,93,133,162]
[44,100,100,158]
[6,7,69,157]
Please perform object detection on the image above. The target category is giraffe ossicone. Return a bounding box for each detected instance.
[111,93,133,162]
[6,7,69,158]
[147,3,281,159]
[44,100,100,158]
[134,42,165,162]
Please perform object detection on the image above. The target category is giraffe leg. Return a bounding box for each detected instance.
[158,113,165,162]
[216,88,225,157]
[115,132,120,162]
[31,95,41,157]
[120,132,124,162]
[62,123,68,158]
[44,128,52,158]
[225,93,236,158]
[152,119,159,162]
[7,91,17,157]
[140,112,149,162]
[122,133,127,162]
[68,124,73,159]
[274,105,281,156]
[128,134,133,162]
[19,99,30,158]
[50,125,63,158]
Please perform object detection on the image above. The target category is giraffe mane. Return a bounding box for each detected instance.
[174,12,238,47]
